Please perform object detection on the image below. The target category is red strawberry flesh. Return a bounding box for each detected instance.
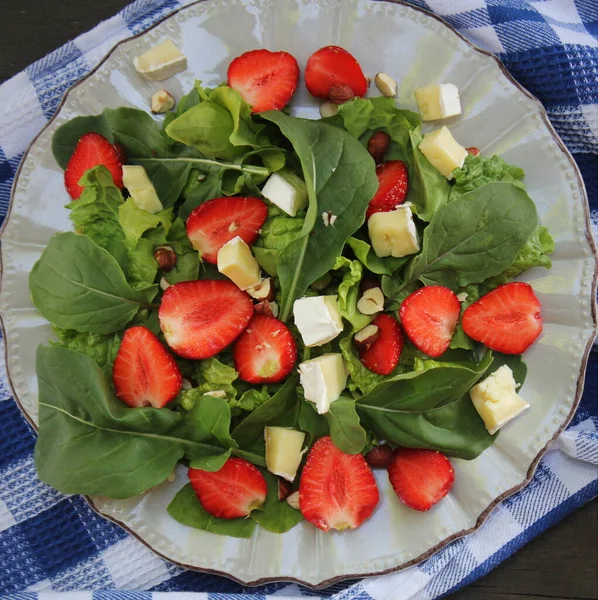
[366,160,409,219]
[112,326,182,408]
[227,49,300,113]
[461,282,542,354]
[159,280,253,359]
[299,436,379,531]
[359,313,403,375]
[186,196,268,264]
[189,458,267,519]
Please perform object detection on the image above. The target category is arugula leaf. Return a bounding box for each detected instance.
[29,232,157,334]
[260,112,379,321]
[325,398,367,454]
[333,256,371,331]
[167,483,256,538]
[404,182,539,291]
[346,237,407,276]
[250,471,303,533]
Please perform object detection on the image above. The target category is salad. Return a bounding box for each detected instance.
[28,42,554,537]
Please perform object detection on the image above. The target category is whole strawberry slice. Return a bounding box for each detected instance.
[233,314,297,384]
[189,458,267,519]
[359,313,403,375]
[64,132,124,200]
[159,280,253,359]
[299,436,379,531]
[387,448,455,512]
[227,49,300,113]
[186,196,268,264]
[399,286,461,357]
[461,282,542,354]
[366,160,409,219]
[112,326,182,408]
[304,46,368,100]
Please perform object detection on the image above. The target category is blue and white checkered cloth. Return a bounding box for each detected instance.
[0,1,596,598]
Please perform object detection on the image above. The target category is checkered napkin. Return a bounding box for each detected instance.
[0,0,596,598]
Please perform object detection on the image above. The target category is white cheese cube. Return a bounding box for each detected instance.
[260,170,308,217]
[217,236,262,290]
[264,426,306,482]
[415,83,462,121]
[368,205,420,258]
[419,126,468,179]
[293,295,344,347]
[134,40,188,81]
[122,165,163,214]
[469,365,530,435]
[298,353,348,414]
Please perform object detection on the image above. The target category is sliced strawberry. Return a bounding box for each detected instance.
[227,49,300,113]
[233,314,297,384]
[359,313,403,375]
[186,196,268,264]
[299,436,379,531]
[112,326,182,408]
[366,160,409,219]
[159,280,253,359]
[189,458,267,519]
[64,132,123,200]
[399,286,461,358]
[304,46,368,100]
[461,282,542,354]
[387,448,455,511]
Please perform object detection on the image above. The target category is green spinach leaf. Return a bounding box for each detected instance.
[325,398,367,454]
[346,237,406,276]
[250,471,303,533]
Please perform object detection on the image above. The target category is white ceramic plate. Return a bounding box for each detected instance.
[0,0,596,589]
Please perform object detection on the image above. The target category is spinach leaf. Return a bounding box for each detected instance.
[404,182,539,291]
[29,232,157,334]
[190,448,232,472]
[260,112,379,321]
[487,352,527,388]
[298,401,329,445]
[325,398,367,454]
[346,237,407,276]
[250,471,303,533]
[179,172,223,220]
[356,353,494,459]
[167,483,256,538]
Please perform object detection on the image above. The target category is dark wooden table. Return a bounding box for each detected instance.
[1,2,596,599]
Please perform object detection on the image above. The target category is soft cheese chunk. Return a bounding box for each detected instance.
[415,83,461,121]
[368,205,420,258]
[134,40,188,81]
[298,353,348,414]
[122,165,163,214]
[293,295,343,347]
[419,126,468,179]
[264,426,306,482]
[260,170,308,217]
[217,236,262,290]
[469,365,530,435]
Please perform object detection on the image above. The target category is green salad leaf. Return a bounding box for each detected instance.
[250,471,303,533]
[333,256,371,331]
[339,336,388,395]
[346,237,407,275]
[325,398,367,454]
[163,217,201,284]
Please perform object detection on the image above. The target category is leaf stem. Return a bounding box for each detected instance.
[136,157,269,177]
[231,448,267,467]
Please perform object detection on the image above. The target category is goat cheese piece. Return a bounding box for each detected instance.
[415,83,461,121]
[368,205,420,258]
[298,353,348,414]
[217,236,262,290]
[134,40,187,81]
[293,295,343,347]
[418,126,468,179]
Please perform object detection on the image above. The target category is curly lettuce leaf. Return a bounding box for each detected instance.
[333,256,371,331]
[118,199,173,243]
[339,336,387,395]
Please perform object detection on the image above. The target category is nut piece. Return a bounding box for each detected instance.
[181,378,193,390]
[357,287,385,315]
[328,83,355,104]
[367,131,391,164]
[456,291,469,302]
[321,211,338,227]
[151,89,176,113]
[278,478,292,501]
[159,277,171,291]
[374,72,397,97]
[254,299,278,317]
[466,146,480,156]
[365,444,394,468]
[286,491,300,510]
[154,245,177,271]
[247,278,274,301]
[204,390,227,399]
[319,101,339,118]
[354,324,380,351]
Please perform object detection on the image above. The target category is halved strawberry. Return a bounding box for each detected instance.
[299,436,379,531]
[359,313,403,375]
[387,448,455,512]
[366,160,409,219]
[189,458,267,519]
[112,326,182,408]
[64,132,123,200]
[186,196,268,264]
[399,286,460,358]
[304,46,368,100]
[461,282,542,354]
[233,314,297,384]
[227,49,300,113]
[159,280,253,359]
